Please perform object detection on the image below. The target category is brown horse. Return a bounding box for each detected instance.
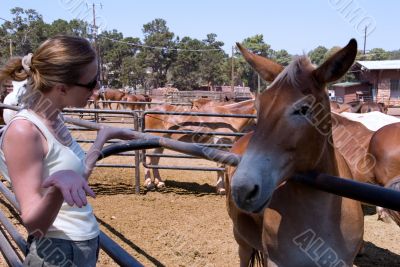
[190,98,235,110]
[86,88,103,109]
[330,112,400,226]
[333,100,387,114]
[144,99,256,192]
[227,39,363,266]
[122,94,152,111]
[368,122,400,224]
[102,88,125,109]
[360,101,387,114]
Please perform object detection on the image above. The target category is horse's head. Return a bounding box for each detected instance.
[231,39,357,213]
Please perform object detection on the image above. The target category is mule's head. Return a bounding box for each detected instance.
[231,39,357,213]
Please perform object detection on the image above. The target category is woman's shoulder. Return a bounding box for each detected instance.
[5,118,42,143]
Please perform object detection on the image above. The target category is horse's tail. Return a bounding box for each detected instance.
[248,249,264,267]
[383,177,400,226]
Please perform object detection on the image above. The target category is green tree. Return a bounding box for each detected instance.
[47,19,89,38]
[273,49,292,66]
[170,36,204,90]
[389,49,400,60]
[140,19,177,88]
[98,30,140,87]
[368,48,389,60]
[308,46,328,65]
[121,55,146,89]
[3,7,48,55]
[199,33,227,90]
[235,34,273,91]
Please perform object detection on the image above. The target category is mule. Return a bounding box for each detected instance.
[227,39,363,266]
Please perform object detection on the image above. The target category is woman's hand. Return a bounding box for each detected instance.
[98,126,137,141]
[42,170,96,208]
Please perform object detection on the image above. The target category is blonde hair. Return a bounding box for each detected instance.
[0,35,96,107]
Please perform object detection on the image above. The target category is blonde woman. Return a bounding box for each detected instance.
[0,35,135,266]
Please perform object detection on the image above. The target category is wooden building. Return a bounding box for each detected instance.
[329,81,370,103]
[351,60,400,105]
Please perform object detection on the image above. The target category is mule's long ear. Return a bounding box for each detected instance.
[313,39,357,84]
[236,42,284,82]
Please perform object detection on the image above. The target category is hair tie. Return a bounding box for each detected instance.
[21,53,33,75]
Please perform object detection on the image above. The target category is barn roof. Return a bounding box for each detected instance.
[331,81,363,87]
[356,60,400,70]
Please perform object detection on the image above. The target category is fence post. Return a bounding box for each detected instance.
[133,112,141,194]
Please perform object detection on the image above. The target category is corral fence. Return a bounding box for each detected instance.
[142,110,256,172]
[165,90,253,103]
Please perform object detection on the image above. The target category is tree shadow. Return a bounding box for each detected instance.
[96,217,165,267]
[354,241,400,267]
[90,182,136,195]
[158,180,218,196]
[90,180,219,196]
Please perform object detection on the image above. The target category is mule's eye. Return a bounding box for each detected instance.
[293,105,311,116]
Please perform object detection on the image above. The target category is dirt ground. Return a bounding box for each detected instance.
[0,113,399,266]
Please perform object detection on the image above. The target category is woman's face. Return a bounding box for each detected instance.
[65,59,99,108]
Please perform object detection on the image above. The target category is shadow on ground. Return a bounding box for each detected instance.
[355,241,400,267]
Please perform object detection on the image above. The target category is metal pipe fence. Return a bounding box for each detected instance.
[142,110,256,172]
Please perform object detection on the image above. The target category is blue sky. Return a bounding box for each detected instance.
[1,0,398,55]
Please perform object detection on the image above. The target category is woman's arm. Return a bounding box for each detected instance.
[3,120,95,237]
[83,126,137,180]
[3,120,63,236]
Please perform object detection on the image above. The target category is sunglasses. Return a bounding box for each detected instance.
[74,74,99,90]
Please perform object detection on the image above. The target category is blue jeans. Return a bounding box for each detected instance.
[24,236,100,267]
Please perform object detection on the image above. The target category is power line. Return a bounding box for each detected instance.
[0,17,11,23]
[101,36,223,52]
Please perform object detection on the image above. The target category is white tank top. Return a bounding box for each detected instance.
[0,109,99,241]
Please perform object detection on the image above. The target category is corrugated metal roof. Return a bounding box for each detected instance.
[356,60,400,70]
[331,81,363,87]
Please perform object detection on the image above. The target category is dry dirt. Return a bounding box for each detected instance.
[0,114,399,266]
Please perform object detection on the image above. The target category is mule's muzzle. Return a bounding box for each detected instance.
[231,180,270,213]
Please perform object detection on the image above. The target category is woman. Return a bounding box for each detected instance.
[0,35,135,266]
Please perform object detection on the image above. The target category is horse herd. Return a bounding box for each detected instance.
[83,40,399,266]
[87,88,152,110]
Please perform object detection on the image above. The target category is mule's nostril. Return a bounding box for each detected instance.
[245,185,259,203]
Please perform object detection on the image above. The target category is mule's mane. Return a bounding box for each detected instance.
[269,56,313,90]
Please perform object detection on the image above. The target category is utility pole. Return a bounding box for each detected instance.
[363,26,367,54]
[231,46,235,92]
[9,39,12,57]
[92,3,103,84]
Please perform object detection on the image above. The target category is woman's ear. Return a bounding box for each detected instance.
[55,83,68,96]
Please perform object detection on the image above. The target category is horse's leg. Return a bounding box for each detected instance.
[233,229,262,267]
[153,157,165,190]
[150,145,165,189]
[144,147,165,190]
[216,166,226,195]
[381,176,400,226]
